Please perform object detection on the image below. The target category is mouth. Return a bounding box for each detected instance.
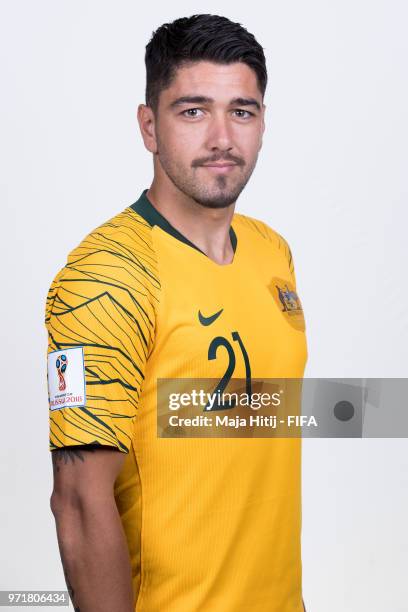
[200,162,238,174]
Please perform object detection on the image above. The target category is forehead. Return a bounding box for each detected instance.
[164,61,261,101]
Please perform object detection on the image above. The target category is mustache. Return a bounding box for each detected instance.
[191,153,245,167]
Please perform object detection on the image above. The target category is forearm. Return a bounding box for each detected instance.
[52,493,134,612]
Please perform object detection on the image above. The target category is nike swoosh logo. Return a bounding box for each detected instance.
[198,308,224,326]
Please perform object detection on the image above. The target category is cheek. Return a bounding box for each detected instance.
[175,122,207,151]
[231,125,263,156]
[159,121,203,161]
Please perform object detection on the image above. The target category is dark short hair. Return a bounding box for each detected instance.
[145,14,267,111]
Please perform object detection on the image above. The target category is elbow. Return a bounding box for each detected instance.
[50,490,71,519]
[50,489,82,519]
[49,491,86,553]
[50,491,62,517]
[50,487,116,520]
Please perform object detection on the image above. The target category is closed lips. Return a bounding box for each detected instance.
[203,162,236,167]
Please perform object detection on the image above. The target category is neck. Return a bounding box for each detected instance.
[146,176,236,265]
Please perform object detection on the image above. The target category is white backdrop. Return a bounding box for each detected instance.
[1,1,407,611]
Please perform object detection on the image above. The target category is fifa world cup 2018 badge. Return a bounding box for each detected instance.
[56,354,68,391]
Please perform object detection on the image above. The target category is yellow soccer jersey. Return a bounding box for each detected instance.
[45,189,308,612]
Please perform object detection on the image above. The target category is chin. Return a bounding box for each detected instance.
[191,184,244,209]
[191,192,237,208]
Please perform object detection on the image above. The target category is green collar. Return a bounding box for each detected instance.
[130,189,237,256]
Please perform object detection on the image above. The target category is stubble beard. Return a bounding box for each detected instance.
[156,146,259,209]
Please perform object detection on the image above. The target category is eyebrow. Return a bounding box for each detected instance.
[169,95,261,111]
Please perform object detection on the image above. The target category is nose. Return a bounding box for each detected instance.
[205,111,234,153]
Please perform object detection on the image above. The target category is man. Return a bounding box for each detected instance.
[46,14,308,612]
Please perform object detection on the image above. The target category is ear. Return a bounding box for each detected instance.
[259,103,266,151]
[137,104,158,154]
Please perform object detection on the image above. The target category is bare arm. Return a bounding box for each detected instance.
[50,445,134,612]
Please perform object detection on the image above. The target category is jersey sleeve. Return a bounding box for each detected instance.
[258,221,296,285]
[237,214,297,286]
[45,221,158,453]
[273,229,297,287]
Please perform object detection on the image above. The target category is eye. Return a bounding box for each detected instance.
[181,108,205,118]
[233,109,254,119]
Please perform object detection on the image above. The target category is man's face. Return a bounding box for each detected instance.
[150,61,265,208]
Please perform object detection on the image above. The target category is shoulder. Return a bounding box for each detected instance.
[65,206,157,268]
[233,211,295,276]
[45,206,161,324]
[60,205,160,284]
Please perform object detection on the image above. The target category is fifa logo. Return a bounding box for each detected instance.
[55,354,68,391]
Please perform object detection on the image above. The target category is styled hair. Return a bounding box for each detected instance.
[145,14,267,111]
